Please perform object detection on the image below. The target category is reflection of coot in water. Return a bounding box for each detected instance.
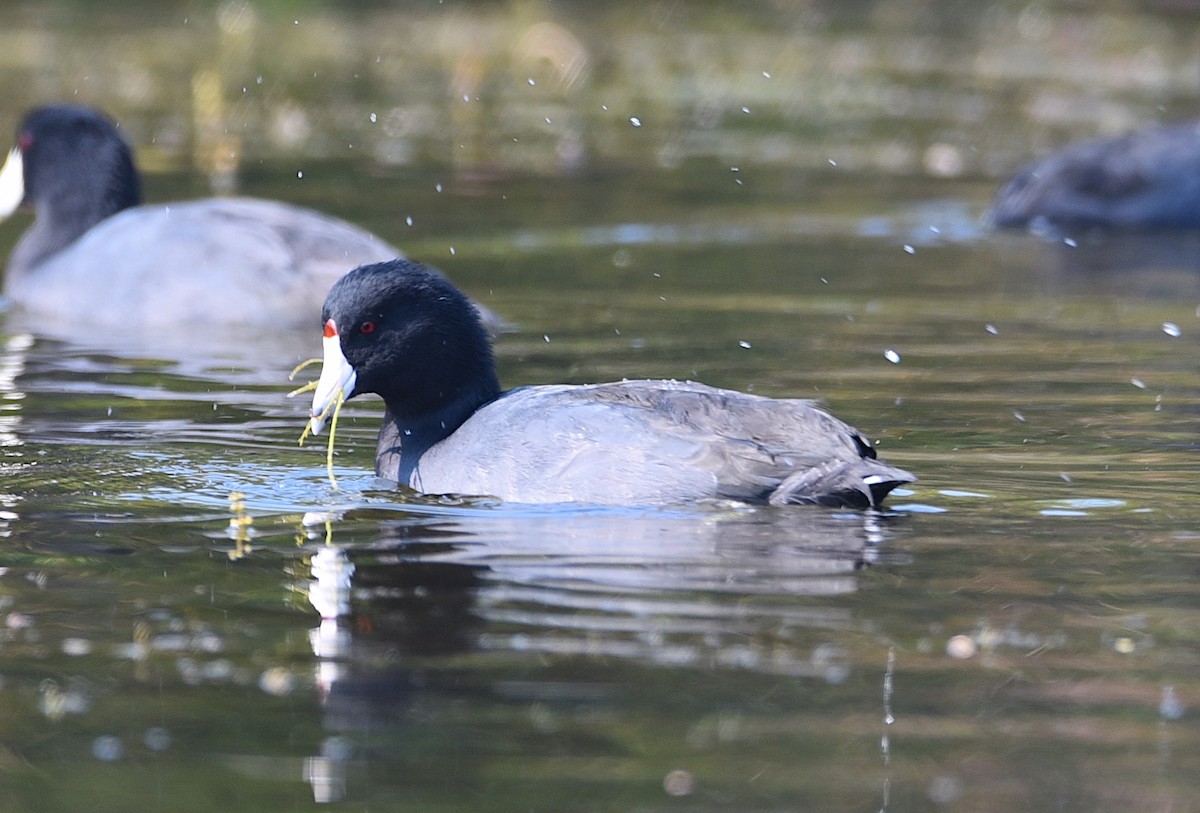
[331,547,486,656]
[307,259,914,508]
[991,228,1200,300]
[1043,232,1200,292]
[306,540,486,753]
[304,508,905,680]
[301,508,907,802]
[990,121,1200,231]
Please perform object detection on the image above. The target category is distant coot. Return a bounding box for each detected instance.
[0,104,500,330]
[990,120,1200,230]
[306,258,915,508]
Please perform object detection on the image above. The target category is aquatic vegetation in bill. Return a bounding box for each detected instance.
[288,358,345,487]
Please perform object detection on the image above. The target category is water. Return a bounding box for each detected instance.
[2,2,1200,811]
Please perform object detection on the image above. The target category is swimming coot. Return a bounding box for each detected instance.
[0,105,501,330]
[306,258,915,508]
[990,120,1200,230]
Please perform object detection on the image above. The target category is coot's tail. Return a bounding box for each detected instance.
[769,459,916,509]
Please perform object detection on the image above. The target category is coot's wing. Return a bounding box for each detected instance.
[413,381,912,506]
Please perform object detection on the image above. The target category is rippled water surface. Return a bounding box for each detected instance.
[2,2,1199,811]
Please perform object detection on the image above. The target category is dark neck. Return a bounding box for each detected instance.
[375,380,500,484]
[10,142,139,276]
[9,214,86,276]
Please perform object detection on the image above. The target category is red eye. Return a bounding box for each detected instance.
[359,320,376,335]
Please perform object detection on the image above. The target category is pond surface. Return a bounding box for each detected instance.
[1,2,1199,811]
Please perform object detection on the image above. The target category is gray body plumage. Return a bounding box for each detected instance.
[380,380,913,507]
[7,197,398,328]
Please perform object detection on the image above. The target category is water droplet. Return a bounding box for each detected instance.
[435,183,443,193]
[1063,237,1078,247]
[527,78,536,85]
[630,117,642,127]
[92,735,124,762]
[62,638,92,656]
[884,349,900,364]
[762,71,772,78]
[663,769,695,797]
[543,334,550,343]
[928,775,964,804]
[1131,378,1146,389]
[144,726,172,751]
[985,324,999,334]
[828,158,837,166]
[369,112,377,123]
[1162,321,1181,337]
[1160,685,1184,720]
[946,635,975,659]
[449,246,455,255]
[741,106,750,114]
[738,340,752,349]
[902,244,915,254]
[405,216,413,226]
[296,170,304,179]
[259,666,296,696]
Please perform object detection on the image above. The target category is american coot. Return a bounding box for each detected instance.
[0,105,500,330]
[990,120,1200,230]
[306,258,915,508]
